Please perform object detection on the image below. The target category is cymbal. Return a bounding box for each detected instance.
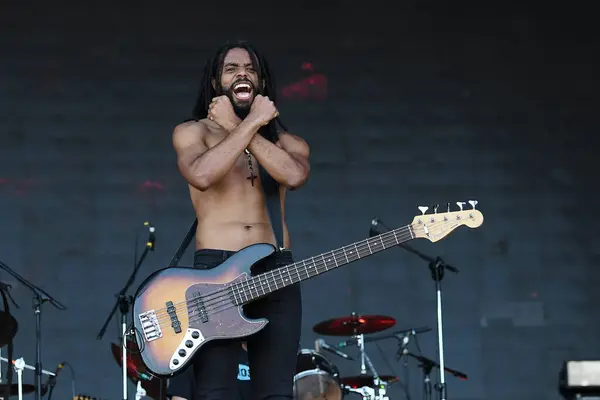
[110,337,167,400]
[342,375,398,388]
[0,311,18,347]
[312,314,396,336]
[0,383,36,396]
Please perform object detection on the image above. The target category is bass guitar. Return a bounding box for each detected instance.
[132,202,484,377]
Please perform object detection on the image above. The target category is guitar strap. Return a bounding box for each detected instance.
[167,218,197,267]
[168,165,284,267]
[257,163,285,250]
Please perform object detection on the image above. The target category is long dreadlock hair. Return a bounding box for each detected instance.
[191,40,287,144]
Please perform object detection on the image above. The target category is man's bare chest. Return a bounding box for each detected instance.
[206,135,258,185]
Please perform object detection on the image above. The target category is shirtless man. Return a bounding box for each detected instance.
[169,40,310,400]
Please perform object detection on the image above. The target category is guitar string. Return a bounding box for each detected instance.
[149,216,472,328]
[148,224,417,327]
[150,218,468,328]
[187,223,440,321]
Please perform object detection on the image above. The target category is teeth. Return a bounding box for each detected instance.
[234,83,250,90]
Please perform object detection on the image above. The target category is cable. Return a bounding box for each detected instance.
[46,362,76,400]
[63,362,77,400]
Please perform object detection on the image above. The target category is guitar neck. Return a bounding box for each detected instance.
[238,224,414,303]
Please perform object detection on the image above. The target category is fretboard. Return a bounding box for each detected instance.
[234,224,414,304]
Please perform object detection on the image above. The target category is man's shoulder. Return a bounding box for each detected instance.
[174,118,208,132]
[173,119,214,140]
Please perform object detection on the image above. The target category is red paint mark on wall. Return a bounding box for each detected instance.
[135,180,166,217]
[139,180,165,192]
[281,62,328,101]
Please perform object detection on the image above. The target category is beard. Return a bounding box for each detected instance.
[216,79,257,120]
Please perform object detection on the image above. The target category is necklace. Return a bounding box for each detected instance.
[244,149,256,186]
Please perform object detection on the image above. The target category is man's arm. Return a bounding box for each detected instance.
[172,119,260,191]
[246,132,310,190]
[219,116,310,190]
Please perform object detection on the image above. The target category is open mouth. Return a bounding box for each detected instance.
[232,82,253,100]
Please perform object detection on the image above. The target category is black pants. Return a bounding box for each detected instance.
[171,248,302,400]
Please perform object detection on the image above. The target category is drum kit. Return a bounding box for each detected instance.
[294,313,400,400]
[294,313,398,400]
[292,312,461,400]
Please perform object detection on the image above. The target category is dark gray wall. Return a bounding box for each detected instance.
[1,1,599,399]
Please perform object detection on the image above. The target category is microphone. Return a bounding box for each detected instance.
[316,338,353,360]
[337,338,357,348]
[369,218,381,237]
[396,331,413,361]
[145,222,156,251]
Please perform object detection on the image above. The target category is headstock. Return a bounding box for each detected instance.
[411,200,484,242]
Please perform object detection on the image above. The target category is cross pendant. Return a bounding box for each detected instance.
[247,173,256,186]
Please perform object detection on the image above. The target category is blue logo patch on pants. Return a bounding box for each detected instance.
[237,364,250,380]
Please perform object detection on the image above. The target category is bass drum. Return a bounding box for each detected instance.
[293,349,343,400]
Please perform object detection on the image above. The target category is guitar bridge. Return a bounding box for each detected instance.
[138,309,162,342]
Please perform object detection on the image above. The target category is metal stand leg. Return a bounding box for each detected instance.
[13,358,25,400]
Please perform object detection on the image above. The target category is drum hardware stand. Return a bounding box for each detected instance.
[345,383,389,400]
[96,222,156,400]
[14,357,25,400]
[355,333,389,400]
[0,356,57,400]
[0,259,67,400]
[370,211,465,400]
[350,385,377,400]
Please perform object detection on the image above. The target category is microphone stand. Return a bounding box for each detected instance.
[394,332,413,400]
[96,222,155,400]
[420,357,434,400]
[371,217,459,400]
[0,260,67,400]
[405,352,468,400]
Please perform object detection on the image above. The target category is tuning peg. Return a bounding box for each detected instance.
[456,201,466,211]
[446,202,451,212]
[418,206,429,215]
[468,200,478,210]
[433,204,439,214]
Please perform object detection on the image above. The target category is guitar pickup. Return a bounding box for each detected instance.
[194,292,209,323]
[166,300,182,334]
